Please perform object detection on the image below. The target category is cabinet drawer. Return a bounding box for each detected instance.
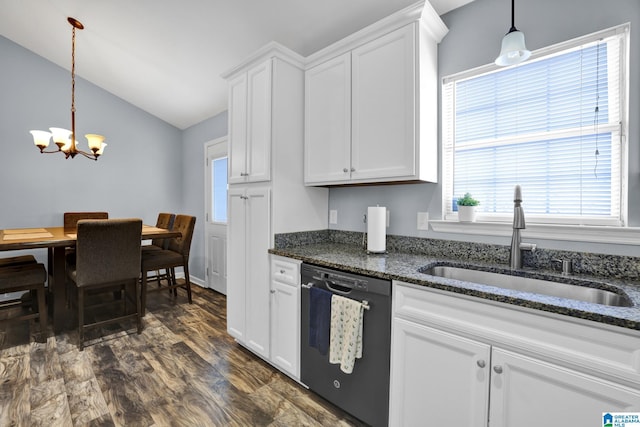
[271,256,300,286]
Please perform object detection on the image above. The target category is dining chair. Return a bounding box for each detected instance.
[63,211,109,230]
[0,262,47,343]
[147,212,175,250]
[60,211,109,273]
[142,213,176,286]
[66,218,142,350]
[0,254,37,268]
[141,215,196,315]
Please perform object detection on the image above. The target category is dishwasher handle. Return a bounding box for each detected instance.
[326,281,353,295]
[301,280,354,295]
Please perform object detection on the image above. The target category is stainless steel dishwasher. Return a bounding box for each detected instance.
[300,263,391,427]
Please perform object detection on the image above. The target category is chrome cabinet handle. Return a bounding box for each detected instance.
[240,172,249,176]
[270,289,276,294]
[343,168,349,173]
[477,360,486,368]
[279,269,285,274]
[493,365,503,374]
[350,167,355,172]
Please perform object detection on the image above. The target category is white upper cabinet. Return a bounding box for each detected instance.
[304,53,352,184]
[351,23,417,182]
[304,3,448,186]
[228,59,272,184]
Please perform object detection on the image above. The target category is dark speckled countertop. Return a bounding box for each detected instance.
[269,241,640,331]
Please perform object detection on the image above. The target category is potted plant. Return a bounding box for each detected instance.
[457,193,480,222]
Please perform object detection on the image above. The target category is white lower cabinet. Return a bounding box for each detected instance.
[489,348,640,427]
[390,318,490,427]
[390,281,640,427]
[270,256,300,379]
[227,187,271,358]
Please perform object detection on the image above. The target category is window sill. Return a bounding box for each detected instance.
[430,220,640,245]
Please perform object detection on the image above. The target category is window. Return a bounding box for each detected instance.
[211,156,228,223]
[442,24,629,226]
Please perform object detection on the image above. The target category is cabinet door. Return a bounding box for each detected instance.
[304,53,352,185]
[226,188,247,339]
[489,348,640,427]
[351,24,417,182]
[244,187,271,358]
[270,279,299,378]
[228,74,248,184]
[389,318,490,427]
[246,60,272,183]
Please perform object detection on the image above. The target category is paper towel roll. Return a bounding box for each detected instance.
[367,206,386,253]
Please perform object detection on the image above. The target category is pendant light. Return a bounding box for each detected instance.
[495,0,531,66]
[30,17,106,160]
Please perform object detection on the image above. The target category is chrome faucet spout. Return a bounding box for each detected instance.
[510,228,522,269]
[510,185,535,269]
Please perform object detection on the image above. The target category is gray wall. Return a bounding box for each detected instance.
[329,0,640,255]
[181,111,228,283]
[1,35,182,263]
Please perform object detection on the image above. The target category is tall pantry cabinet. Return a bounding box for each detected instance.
[223,43,328,369]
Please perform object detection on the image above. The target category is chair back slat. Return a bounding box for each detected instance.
[75,219,142,287]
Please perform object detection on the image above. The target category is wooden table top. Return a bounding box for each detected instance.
[0,225,180,251]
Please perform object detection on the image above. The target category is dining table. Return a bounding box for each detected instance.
[0,224,181,333]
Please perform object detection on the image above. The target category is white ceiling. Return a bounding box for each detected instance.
[0,0,473,130]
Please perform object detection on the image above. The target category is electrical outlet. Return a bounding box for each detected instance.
[417,212,429,230]
[329,209,338,224]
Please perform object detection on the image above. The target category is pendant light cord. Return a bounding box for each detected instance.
[510,0,516,32]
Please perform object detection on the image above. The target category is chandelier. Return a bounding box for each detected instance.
[30,17,106,160]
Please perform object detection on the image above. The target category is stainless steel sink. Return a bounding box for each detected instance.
[422,265,632,307]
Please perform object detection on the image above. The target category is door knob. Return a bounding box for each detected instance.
[493,365,503,374]
[476,360,486,368]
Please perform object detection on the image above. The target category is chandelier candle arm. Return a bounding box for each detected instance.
[29,17,106,161]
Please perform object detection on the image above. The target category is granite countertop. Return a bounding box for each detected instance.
[269,243,640,331]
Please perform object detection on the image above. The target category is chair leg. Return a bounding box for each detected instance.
[172,268,178,296]
[168,268,176,295]
[37,286,47,343]
[141,272,148,317]
[184,264,192,304]
[78,287,85,351]
[135,279,142,334]
[121,285,127,317]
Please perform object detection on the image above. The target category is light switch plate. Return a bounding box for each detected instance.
[417,212,429,230]
[329,210,338,224]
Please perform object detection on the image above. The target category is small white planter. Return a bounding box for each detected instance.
[458,205,477,222]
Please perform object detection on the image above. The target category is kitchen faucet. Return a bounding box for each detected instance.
[510,185,536,269]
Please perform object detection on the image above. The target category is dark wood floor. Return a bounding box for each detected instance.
[0,283,367,426]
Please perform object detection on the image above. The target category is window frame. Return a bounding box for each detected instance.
[440,23,630,229]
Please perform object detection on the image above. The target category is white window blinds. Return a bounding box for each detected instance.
[442,24,628,226]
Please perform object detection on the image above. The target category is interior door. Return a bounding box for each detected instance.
[205,137,228,294]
